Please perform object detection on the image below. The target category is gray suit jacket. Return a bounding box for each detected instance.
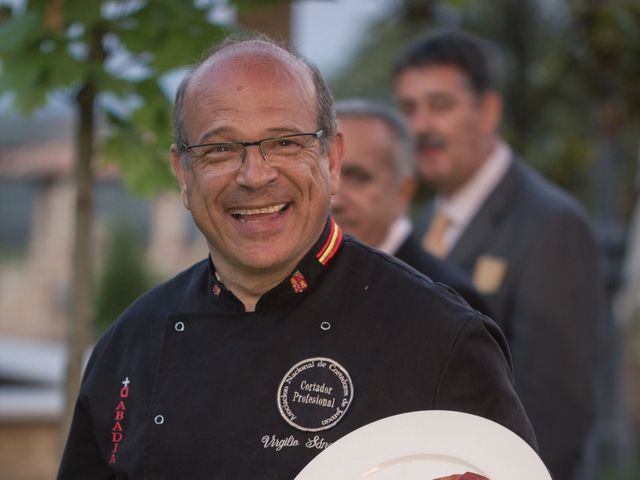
[417,159,603,480]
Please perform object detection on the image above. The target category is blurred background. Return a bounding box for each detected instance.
[1,0,639,479]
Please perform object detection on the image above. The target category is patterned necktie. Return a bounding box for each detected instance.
[422,209,452,258]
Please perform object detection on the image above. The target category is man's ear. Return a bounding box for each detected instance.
[328,131,344,196]
[170,144,191,211]
[480,91,503,135]
[398,176,417,206]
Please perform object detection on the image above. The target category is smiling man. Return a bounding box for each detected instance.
[58,36,535,479]
[170,41,338,312]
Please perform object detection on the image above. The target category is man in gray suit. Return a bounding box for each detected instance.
[393,30,604,480]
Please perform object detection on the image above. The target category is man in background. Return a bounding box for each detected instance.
[394,29,604,479]
[332,98,488,314]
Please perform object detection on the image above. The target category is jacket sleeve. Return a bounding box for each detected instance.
[57,394,114,480]
[508,209,601,479]
[434,311,538,449]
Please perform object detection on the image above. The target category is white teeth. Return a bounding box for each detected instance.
[230,203,287,215]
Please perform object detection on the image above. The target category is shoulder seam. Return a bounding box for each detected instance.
[342,237,434,284]
[432,311,479,406]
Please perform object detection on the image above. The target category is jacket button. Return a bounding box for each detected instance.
[320,321,331,331]
[154,415,165,425]
[175,321,185,332]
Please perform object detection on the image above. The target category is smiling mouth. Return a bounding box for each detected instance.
[229,203,289,221]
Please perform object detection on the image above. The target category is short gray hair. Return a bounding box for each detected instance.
[173,33,337,167]
[335,98,415,179]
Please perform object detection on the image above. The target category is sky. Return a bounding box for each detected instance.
[293,0,397,78]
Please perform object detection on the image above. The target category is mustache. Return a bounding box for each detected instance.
[414,133,446,151]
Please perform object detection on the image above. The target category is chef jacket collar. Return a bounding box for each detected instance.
[207,217,344,313]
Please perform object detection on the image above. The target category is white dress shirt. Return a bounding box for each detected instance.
[377,216,412,256]
[434,141,513,255]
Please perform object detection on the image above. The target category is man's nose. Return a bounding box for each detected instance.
[234,145,278,189]
[408,106,434,134]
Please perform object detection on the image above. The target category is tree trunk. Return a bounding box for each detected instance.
[60,80,97,447]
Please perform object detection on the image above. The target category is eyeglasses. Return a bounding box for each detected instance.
[182,130,324,173]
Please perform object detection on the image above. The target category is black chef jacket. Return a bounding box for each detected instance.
[58,217,536,479]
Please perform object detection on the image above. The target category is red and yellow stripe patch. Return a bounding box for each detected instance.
[316,219,343,266]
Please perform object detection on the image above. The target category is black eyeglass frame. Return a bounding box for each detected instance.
[181,129,325,160]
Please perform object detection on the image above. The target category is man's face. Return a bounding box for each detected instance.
[171,50,342,278]
[394,64,498,195]
[332,116,413,247]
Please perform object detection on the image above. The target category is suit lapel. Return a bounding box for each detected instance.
[447,160,521,267]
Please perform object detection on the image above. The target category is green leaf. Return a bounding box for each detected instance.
[151,24,227,73]
[100,87,177,195]
[0,11,43,53]
[0,51,51,112]
[101,128,177,195]
[63,0,102,27]
[113,1,229,74]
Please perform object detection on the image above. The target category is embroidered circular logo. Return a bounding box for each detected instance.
[277,357,354,432]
